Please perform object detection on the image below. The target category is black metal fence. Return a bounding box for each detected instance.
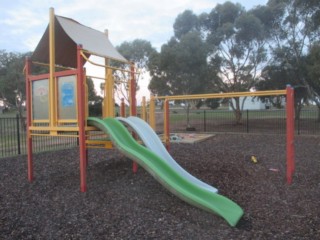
[155,108,320,135]
[0,114,78,158]
[1,109,319,158]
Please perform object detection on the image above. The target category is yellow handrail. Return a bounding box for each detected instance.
[80,51,139,74]
[153,90,286,101]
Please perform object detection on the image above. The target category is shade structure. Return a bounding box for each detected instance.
[32,15,128,68]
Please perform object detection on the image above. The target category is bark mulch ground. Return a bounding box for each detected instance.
[1,134,319,239]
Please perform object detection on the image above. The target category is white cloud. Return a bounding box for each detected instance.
[0,0,267,52]
[3,10,44,34]
[0,0,218,52]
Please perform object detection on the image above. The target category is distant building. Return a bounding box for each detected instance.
[0,99,9,113]
[0,99,4,113]
[229,97,267,110]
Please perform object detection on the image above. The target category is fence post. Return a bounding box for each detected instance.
[297,115,300,135]
[203,110,206,132]
[16,113,21,155]
[246,110,249,133]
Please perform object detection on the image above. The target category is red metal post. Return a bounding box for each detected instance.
[286,85,295,184]
[130,63,138,173]
[130,63,137,116]
[25,57,33,182]
[120,98,125,117]
[77,45,87,192]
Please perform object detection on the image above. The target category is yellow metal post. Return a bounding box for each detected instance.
[106,68,114,117]
[164,99,170,150]
[149,95,156,130]
[102,95,106,118]
[103,56,114,118]
[103,58,108,118]
[49,7,56,127]
[111,69,115,117]
[84,72,89,120]
[141,96,146,121]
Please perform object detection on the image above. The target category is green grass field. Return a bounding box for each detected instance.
[162,108,318,122]
[1,106,319,158]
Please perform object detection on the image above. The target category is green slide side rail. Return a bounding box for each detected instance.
[87,117,244,227]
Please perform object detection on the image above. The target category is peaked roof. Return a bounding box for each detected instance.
[32,16,128,68]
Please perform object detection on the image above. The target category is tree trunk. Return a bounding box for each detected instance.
[317,106,320,123]
[233,98,242,124]
[235,109,242,124]
[186,103,191,128]
[295,101,303,121]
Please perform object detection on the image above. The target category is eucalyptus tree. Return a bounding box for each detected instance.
[148,32,212,128]
[306,44,320,121]
[256,64,309,112]
[0,50,29,116]
[87,77,103,116]
[262,0,320,116]
[149,10,211,93]
[149,10,210,97]
[200,2,269,123]
[173,10,200,39]
[148,10,213,128]
[114,39,157,104]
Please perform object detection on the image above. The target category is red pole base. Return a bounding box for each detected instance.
[132,162,138,173]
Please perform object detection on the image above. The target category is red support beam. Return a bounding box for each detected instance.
[130,63,137,116]
[286,85,295,184]
[25,57,33,182]
[130,63,138,173]
[28,69,78,81]
[77,45,87,192]
[120,98,125,117]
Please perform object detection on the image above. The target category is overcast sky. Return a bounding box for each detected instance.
[0,0,267,102]
[1,0,267,53]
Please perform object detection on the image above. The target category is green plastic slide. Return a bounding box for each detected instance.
[87,117,244,227]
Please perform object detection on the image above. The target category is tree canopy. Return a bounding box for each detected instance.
[253,0,320,118]
[148,0,320,122]
[148,3,271,123]
[149,31,211,96]
[203,2,269,122]
[114,39,157,103]
[0,50,29,109]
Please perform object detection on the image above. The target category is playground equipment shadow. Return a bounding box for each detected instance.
[0,134,319,239]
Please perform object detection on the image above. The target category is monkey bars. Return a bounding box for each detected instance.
[149,87,295,184]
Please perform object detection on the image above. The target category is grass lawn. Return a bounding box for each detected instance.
[162,107,318,122]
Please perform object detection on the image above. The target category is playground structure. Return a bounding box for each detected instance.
[24,8,295,227]
[25,8,245,227]
[25,8,138,193]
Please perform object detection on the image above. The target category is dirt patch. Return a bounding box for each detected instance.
[159,133,215,143]
[0,134,319,239]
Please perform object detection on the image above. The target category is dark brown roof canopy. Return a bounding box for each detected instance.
[32,16,128,68]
